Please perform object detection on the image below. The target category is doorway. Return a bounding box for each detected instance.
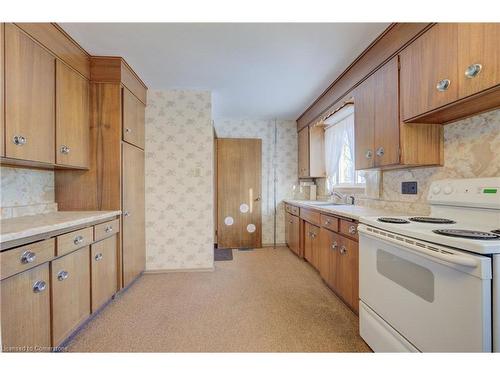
[216,138,262,249]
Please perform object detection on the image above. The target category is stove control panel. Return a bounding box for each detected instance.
[428,177,500,209]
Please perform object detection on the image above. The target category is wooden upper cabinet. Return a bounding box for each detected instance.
[122,142,145,286]
[354,74,375,170]
[400,23,459,121]
[4,24,55,164]
[56,60,90,168]
[298,126,309,178]
[458,23,500,99]
[373,56,400,167]
[123,88,145,149]
[1,263,51,352]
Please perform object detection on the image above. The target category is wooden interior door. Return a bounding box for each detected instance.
[51,246,90,346]
[5,23,55,164]
[56,60,89,168]
[217,138,262,249]
[458,23,500,99]
[122,142,145,286]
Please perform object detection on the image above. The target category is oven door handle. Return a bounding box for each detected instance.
[358,225,479,268]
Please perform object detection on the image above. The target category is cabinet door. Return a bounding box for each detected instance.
[290,214,300,256]
[298,127,309,178]
[56,60,89,168]
[91,235,118,312]
[309,126,325,178]
[285,212,292,250]
[123,88,145,149]
[374,57,400,167]
[5,24,55,164]
[51,246,90,346]
[1,263,51,352]
[122,142,145,286]
[354,73,375,170]
[400,23,458,121]
[337,236,359,314]
[458,23,500,99]
[319,228,339,291]
[303,221,314,264]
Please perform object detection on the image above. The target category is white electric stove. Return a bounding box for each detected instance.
[358,177,500,352]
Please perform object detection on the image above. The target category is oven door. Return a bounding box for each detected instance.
[358,224,492,352]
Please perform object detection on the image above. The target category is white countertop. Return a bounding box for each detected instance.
[284,199,403,221]
[0,211,122,244]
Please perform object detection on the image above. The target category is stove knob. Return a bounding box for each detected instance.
[432,185,441,195]
[444,185,453,195]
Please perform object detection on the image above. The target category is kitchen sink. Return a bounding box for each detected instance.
[303,201,346,206]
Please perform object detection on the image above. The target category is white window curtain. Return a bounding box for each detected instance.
[323,105,364,193]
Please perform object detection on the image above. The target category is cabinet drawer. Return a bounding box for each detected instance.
[285,204,299,216]
[94,219,120,242]
[56,227,93,256]
[339,219,358,241]
[300,208,320,226]
[1,238,55,280]
[320,214,339,232]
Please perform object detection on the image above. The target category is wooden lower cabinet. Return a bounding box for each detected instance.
[91,235,118,312]
[51,246,90,347]
[303,221,320,270]
[1,263,51,352]
[319,226,359,314]
[285,212,300,256]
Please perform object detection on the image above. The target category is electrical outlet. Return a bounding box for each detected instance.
[402,181,418,195]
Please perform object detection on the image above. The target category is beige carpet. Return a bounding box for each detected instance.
[65,247,370,352]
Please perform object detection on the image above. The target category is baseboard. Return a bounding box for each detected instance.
[262,243,287,248]
[144,266,215,274]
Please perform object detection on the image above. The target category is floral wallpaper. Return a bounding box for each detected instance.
[357,108,500,214]
[145,90,214,271]
[214,119,298,245]
[0,167,57,219]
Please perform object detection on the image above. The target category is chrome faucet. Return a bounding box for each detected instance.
[331,191,355,205]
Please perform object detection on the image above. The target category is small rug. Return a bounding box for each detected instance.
[214,248,233,261]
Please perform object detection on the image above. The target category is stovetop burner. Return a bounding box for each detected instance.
[378,217,410,224]
[492,229,500,235]
[433,229,500,240]
[409,217,456,224]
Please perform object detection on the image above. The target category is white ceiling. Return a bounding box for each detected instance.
[60,23,389,119]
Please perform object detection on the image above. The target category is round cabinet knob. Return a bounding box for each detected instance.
[33,280,46,293]
[436,79,451,92]
[104,225,113,233]
[125,128,132,133]
[13,135,27,146]
[349,225,357,235]
[365,150,373,159]
[60,145,71,154]
[465,63,482,78]
[21,250,36,264]
[57,270,69,281]
[73,235,84,245]
[325,219,331,225]
[432,185,441,195]
[340,246,347,255]
[95,253,103,261]
[444,185,453,195]
[124,211,131,217]
[331,241,338,251]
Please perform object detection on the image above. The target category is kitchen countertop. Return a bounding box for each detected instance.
[0,210,122,246]
[284,199,403,221]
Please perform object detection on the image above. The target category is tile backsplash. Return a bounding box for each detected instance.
[0,166,57,219]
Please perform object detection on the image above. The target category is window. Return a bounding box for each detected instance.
[323,105,365,193]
